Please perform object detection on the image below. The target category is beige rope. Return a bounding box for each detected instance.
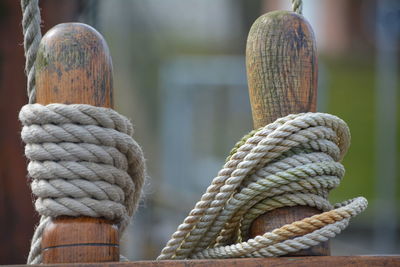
[292,0,303,14]
[158,113,367,259]
[20,0,41,104]
[20,104,146,264]
[19,1,148,264]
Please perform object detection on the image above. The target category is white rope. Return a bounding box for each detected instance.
[158,113,367,260]
[292,0,303,14]
[20,104,146,264]
[21,0,42,104]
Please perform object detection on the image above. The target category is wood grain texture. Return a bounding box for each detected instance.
[246,11,317,128]
[36,23,113,106]
[35,23,118,263]
[245,11,324,256]
[13,256,400,267]
[41,217,119,263]
[0,0,37,264]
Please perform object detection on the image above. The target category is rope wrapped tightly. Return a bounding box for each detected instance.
[19,103,146,264]
[158,113,367,259]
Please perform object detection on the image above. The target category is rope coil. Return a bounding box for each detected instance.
[20,104,146,264]
[158,113,367,260]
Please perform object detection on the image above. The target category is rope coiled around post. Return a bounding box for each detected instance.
[158,112,367,260]
[19,103,146,264]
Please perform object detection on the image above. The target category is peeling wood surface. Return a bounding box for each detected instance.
[36,23,113,106]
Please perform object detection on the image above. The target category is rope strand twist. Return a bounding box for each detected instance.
[19,0,148,264]
[21,0,42,104]
[158,113,367,260]
[20,104,146,264]
[292,0,303,14]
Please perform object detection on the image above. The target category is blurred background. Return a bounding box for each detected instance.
[0,0,399,264]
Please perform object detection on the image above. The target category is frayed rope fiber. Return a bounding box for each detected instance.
[19,103,146,264]
[158,112,367,260]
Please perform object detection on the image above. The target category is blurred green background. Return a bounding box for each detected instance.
[92,0,400,259]
[0,0,399,264]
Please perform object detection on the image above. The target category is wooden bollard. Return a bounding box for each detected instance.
[246,11,328,256]
[35,23,119,263]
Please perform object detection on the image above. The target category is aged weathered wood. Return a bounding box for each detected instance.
[245,11,324,256]
[246,11,317,127]
[35,23,118,263]
[36,23,113,106]
[13,256,400,267]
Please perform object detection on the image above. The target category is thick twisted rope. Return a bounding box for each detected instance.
[20,1,147,263]
[292,0,303,14]
[158,113,367,260]
[20,104,146,264]
[21,0,42,104]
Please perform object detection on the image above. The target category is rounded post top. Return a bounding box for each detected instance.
[246,10,325,256]
[246,10,317,128]
[35,22,114,107]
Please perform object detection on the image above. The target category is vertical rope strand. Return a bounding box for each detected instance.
[21,0,42,104]
[292,0,303,14]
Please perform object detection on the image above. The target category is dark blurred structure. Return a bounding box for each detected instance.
[0,0,83,264]
[0,0,399,264]
[0,0,33,263]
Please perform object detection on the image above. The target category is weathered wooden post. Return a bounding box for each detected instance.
[35,23,119,263]
[246,11,327,256]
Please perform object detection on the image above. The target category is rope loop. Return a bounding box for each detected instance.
[20,103,146,264]
[158,113,367,260]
